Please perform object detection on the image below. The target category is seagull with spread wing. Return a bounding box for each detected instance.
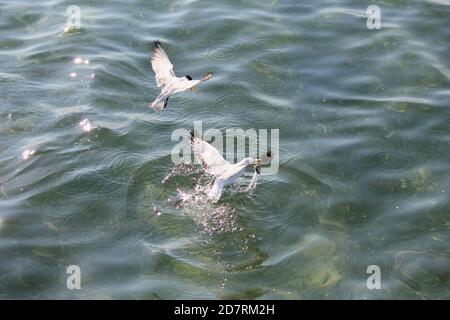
[149,41,213,111]
[190,130,272,202]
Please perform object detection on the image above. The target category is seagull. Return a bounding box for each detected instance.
[190,129,272,202]
[149,41,213,111]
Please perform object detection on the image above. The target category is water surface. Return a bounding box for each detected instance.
[0,0,449,299]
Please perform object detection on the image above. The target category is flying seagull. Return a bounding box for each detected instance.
[149,41,213,111]
[190,129,272,201]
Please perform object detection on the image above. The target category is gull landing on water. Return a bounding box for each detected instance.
[190,130,272,202]
[149,41,213,111]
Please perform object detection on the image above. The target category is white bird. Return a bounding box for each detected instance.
[149,41,213,111]
[190,130,271,202]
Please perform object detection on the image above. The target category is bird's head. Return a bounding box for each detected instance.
[185,75,197,92]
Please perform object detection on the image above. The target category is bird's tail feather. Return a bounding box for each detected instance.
[149,97,169,112]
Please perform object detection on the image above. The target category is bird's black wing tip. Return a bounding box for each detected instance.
[153,40,162,48]
[189,129,196,142]
[190,129,202,143]
[163,97,169,109]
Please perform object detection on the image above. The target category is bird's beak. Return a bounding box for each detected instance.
[202,73,213,81]
[191,86,196,92]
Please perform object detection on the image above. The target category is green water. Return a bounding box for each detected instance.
[0,0,449,299]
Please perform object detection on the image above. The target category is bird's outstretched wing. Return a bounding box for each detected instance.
[151,41,175,88]
[190,130,231,177]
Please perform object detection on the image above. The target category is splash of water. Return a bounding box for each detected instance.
[164,163,260,235]
[232,171,259,194]
[166,163,260,203]
[163,165,267,273]
[162,163,199,184]
[176,191,239,236]
[245,171,259,192]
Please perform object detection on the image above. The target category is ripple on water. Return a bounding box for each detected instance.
[394,250,449,294]
[371,150,412,173]
[203,35,243,62]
